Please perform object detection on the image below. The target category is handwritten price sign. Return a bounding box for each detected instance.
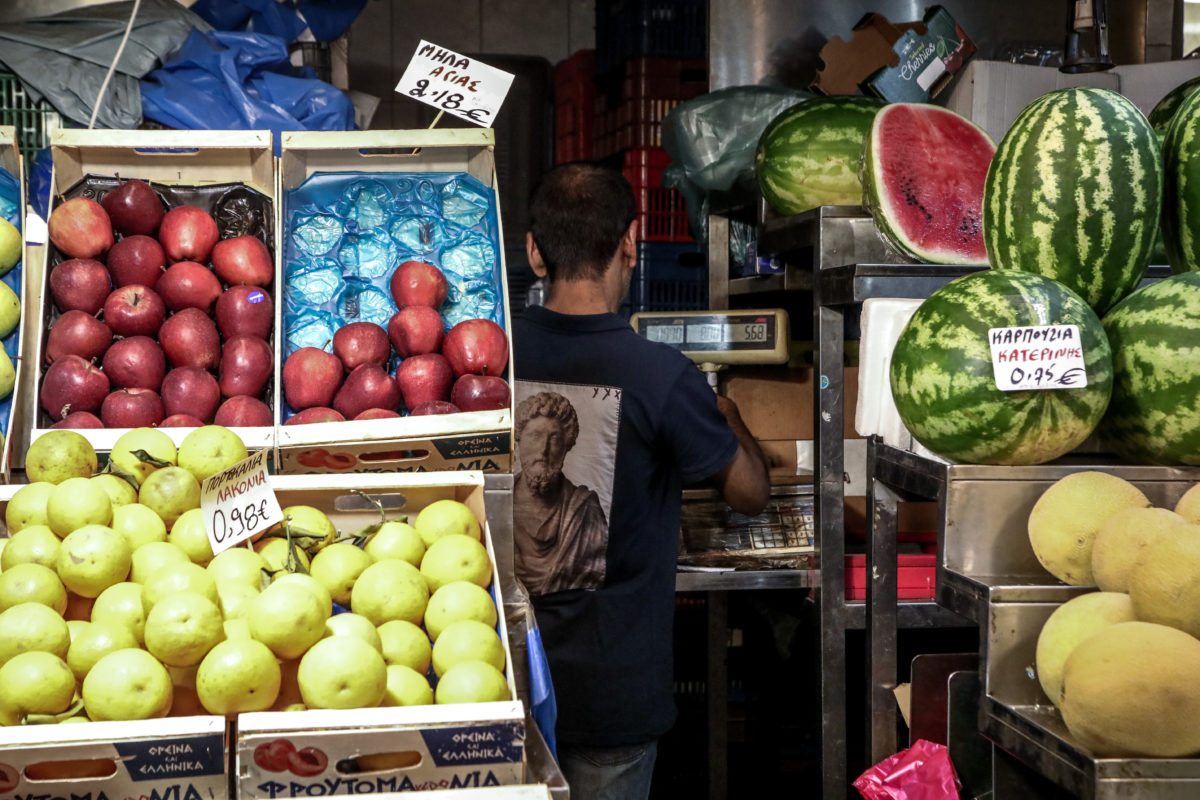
[988,324,1088,392]
[200,449,283,556]
[395,40,515,126]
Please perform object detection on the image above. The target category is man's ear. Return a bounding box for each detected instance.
[526,231,548,278]
[622,221,637,267]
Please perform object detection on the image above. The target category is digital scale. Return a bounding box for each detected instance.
[630,308,791,388]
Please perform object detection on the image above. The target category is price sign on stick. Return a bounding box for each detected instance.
[201,449,283,556]
[988,325,1088,392]
[395,40,515,126]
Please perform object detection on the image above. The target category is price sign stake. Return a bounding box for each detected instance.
[395,40,515,126]
[989,324,1088,392]
[200,449,283,556]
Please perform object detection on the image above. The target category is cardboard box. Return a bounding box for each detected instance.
[0,127,26,482]
[322,786,552,799]
[237,471,524,798]
[274,129,514,475]
[813,6,974,102]
[723,365,859,442]
[1112,60,1200,117]
[21,129,278,464]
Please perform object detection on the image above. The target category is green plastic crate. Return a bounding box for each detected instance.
[0,73,60,163]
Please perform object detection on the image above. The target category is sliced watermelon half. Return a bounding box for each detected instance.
[862,103,995,265]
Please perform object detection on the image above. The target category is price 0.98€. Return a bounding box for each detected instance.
[409,80,491,123]
[210,498,271,545]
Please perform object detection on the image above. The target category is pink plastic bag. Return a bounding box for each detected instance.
[853,739,962,800]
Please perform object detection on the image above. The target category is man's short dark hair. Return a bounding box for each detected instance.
[529,162,636,282]
[515,391,580,450]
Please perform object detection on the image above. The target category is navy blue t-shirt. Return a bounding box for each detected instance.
[512,305,738,747]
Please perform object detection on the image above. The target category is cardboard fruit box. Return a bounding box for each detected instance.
[274,129,514,475]
[20,129,278,465]
[236,471,524,798]
[0,126,27,483]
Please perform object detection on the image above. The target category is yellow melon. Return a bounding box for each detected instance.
[1091,507,1190,593]
[1034,591,1135,706]
[1128,532,1200,638]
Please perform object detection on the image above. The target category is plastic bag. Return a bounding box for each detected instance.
[853,739,962,800]
[525,606,558,757]
[191,0,366,42]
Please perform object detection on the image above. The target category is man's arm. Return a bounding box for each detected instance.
[711,395,771,516]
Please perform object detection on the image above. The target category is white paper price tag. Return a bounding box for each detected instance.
[394,40,514,126]
[200,449,283,556]
[989,325,1088,392]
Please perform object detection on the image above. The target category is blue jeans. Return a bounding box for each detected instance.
[557,740,657,800]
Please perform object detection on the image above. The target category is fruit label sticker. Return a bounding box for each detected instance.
[200,449,283,555]
[988,325,1087,391]
[395,40,514,126]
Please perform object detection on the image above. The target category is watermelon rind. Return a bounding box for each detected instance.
[1149,75,1200,134]
[1161,86,1200,274]
[1101,272,1200,465]
[862,103,995,266]
[889,269,1112,466]
[754,96,885,216]
[983,87,1162,316]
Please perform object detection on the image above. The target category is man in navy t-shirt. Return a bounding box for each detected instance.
[513,163,770,799]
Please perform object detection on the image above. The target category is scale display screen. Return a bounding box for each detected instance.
[632,310,789,365]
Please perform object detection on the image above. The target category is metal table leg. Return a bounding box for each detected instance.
[866,454,900,764]
[707,591,728,800]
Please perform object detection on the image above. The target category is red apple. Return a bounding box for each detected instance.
[101,335,166,391]
[442,319,508,377]
[160,413,204,428]
[156,261,222,313]
[47,197,113,260]
[387,306,444,357]
[282,347,343,411]
[393,353,453,411]
[219,336,273,398]
[451,374,511,412]
[212,236,273,286]
[214,395,273,427]
[332,322,390,373]
[409,400,461,416]
[50,258,111,315]
[100,388,164,428]
[159,308,220,370]
[159,205,219,264]
[41,355,110,420]
[216,284,274,340]
[353,408,401,420]
[102,178,164,237]
[284,407,345,425]
[103,285,166,338]
[45,310,112,364]
[161,367,221,422]
[333,364,399,420]
[107,235,166,288]
[50,410,104,429]
[389,260,448,308]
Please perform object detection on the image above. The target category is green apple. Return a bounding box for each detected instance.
[0,350,14,401]
[129,541,190,584]
[92,473,138,510]
[81,648,172,721]
[297,635,386,709]
[414,499,481,546]
[177,425,248,483]
[195,636,280,714]
[423,580,498,641]
[0,218,21,277]
[91,581,147,644]
[66,620,138,682]
[309,542,373,607]
[140,561,218,612]
[207,546,268,590]
[111,503,168,551]
[247,580,326,660]
[25,430,98,485]
[323,612,383,653]
[0,562,67,613]
[430,619,505,677]
[0,281,17,339]
[144,591,224,668]
[434,659,510,704]
[46,477,113,537]
[111,428,177,486]
[381,664,433,707]
[167,508,214,564]
[1,525,62,570]
[0,651,75,725]
[272,572,333,617]
[56,524,131,598]
[138,466,201,530]
[0,601,70,665]
[419,533,492,592]
[377,619,431,674]
[363,520,425,567]
[350,559,428,626]
[5,481,55,534]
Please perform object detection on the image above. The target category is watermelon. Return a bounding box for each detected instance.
[1149,76,1200,134]
[754,96,884,215]
[1161,87,1200,274]
[1101,272,1200,465]
[862,103,995,265]
[983,87,1162,316]
[890,269,1112,465]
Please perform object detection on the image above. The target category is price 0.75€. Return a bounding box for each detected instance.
[1005,363,1086,390]
[408,79,491,123]
[210,498,272,545]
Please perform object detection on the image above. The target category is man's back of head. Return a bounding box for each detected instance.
[529,162,636,284]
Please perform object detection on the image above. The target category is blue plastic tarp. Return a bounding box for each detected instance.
[190,0,367,42]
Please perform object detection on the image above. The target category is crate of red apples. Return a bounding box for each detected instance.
[20,129,278,462]
[274,129,514,474]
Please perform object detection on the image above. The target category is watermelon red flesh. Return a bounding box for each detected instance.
[863,103,995,265]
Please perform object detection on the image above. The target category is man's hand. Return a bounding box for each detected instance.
[713,395,771,515]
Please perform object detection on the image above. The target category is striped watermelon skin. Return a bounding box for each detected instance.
[890,269,1112,465]
[1102,272,1200,465]
[1162,87,1200,274]
[1149,76,1200,134]
[983,87,1162,316]
[754,96,885,215]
